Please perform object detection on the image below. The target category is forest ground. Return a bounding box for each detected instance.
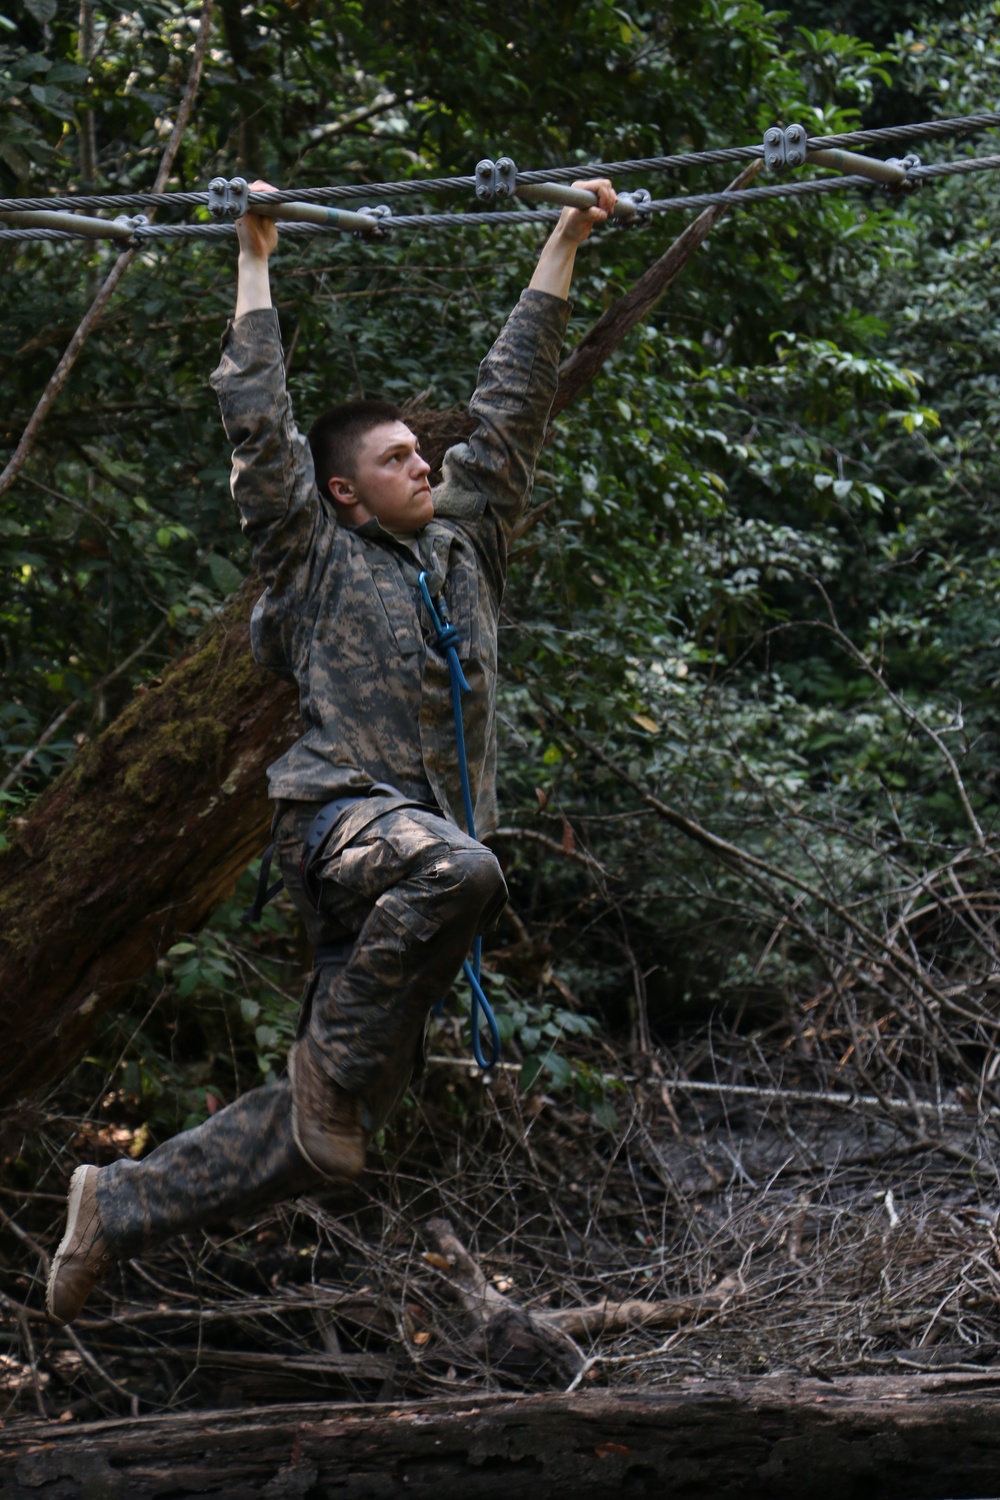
[2,1004,998,1427]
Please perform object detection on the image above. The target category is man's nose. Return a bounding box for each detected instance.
[412,452,430,477]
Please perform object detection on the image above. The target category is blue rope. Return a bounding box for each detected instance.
[419,571,502,1069]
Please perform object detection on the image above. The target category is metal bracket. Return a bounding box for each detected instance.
[613,187,653,228]
[353,204,393,239]
[475,157,518,202]
[784,124,808,167]
[208,176,249,219]
[763,125,808,169]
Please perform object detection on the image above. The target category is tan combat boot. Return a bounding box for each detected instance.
[47,1165,116,1326]
[288,1039,366,1181]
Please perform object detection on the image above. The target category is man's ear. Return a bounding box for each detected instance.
[328,475,356,506]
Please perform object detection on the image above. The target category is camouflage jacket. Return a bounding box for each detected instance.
[211,289,569,835]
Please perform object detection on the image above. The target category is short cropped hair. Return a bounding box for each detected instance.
[308,400,406,499]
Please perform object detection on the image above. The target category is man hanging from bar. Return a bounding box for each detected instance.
[46,173,617,1324]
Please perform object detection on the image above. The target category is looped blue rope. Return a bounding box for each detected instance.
[419,570,501,1069]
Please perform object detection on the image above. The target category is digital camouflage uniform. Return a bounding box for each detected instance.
[95,288,570,1257]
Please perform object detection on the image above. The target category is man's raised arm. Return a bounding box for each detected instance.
[209,180,320,593]
[529,177,617,301]
[235,178,278,317]
[435,178,617,556]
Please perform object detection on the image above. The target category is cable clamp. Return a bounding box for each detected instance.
[763,124,808,170]
[354,204,393,239]
[885,153,921,193]
[208,176,249,219]
[613,187,652,228]
[475,156,517,202]
[114,212,149,246]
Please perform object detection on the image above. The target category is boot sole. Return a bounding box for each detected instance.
[288,1043,322,1173]
[288,1043,365,1181]
[46,1164,96,1323]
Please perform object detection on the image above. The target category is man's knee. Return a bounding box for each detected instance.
[428,845,507,930]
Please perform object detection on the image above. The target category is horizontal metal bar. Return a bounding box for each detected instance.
[510,181,638,220]
[805,148,909,187]
[246,197,385,235]
[0,208,136,241]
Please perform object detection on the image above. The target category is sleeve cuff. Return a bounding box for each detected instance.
[519,286,572,318]
[219,306,282,349]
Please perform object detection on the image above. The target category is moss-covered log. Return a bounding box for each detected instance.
[0,185,752,1113]
[0,576,297,1107]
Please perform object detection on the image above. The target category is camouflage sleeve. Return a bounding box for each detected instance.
[209,308,320,587]
[435,289,570,547]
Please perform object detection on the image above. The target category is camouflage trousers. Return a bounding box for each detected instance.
[96,795,507,1259]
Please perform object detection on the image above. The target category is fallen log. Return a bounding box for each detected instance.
[4,1374,1000,1498]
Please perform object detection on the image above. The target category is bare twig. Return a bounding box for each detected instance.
[487,826,606,873]
[545,705,1000,1085]
[423,1217,584,1383]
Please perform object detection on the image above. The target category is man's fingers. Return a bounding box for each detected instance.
[571,177,617,218]
[236,180,280,255]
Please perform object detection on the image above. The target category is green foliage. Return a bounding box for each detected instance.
[494,989,598,1085]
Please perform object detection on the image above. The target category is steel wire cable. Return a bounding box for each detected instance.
[3,151,998,246]
[0,148,996,248]
[0,110,997,219]
[485,110,1000,184]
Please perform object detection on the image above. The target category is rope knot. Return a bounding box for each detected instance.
[433,622,461,653]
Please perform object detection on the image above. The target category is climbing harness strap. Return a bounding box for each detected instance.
[419,570,502,1071]
[242,784,400,925]
[242,844,284,926]
[299,792,368,908]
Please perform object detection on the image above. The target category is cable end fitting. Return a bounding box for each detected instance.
[354,204,393,239]
[114,212,149,248]
[884,153,922,194]
[613,187,653,228]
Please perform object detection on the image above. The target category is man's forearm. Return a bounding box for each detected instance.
[527,179,615,302]
[235,249,272,319]
[528,225,581,303]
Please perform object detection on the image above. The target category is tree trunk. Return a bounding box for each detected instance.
[0,179,756,1113]
[4,1374,1000,1498]
[0,578,297,1107]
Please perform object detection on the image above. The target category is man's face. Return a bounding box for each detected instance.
[333,421,433,533]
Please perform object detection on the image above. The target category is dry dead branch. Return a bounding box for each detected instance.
[422,1216,584,1385]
